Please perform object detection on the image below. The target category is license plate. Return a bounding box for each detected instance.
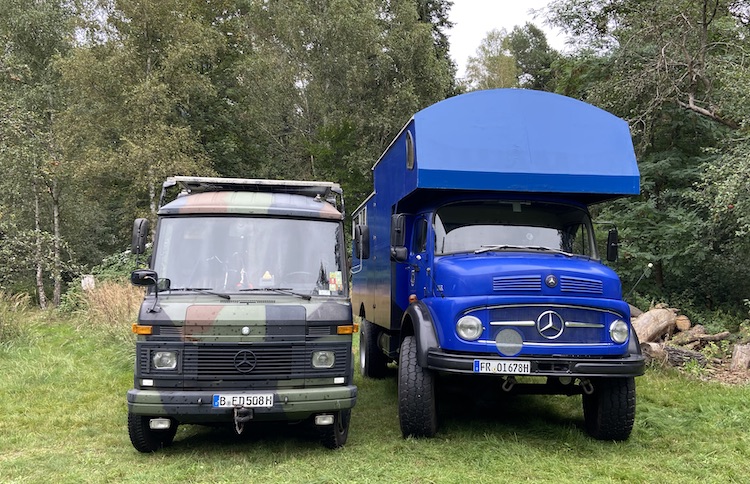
[212,393,274,408]
[473,359,531,375]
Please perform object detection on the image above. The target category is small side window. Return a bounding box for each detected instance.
[405,131,415,170]
[414,218,427,253]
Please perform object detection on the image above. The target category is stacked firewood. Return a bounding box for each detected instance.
[632,305,750,371]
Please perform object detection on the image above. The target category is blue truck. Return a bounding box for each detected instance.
[351,88,645,441]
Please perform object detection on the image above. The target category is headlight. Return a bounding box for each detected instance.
[456,315,483,341]
[609,320,629,344]
[312,350,335,369]
[152,351,178,370]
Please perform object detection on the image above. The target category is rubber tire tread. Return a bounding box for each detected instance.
[582,377,636,441]
[398,335,437,438]
[128,413,177,453]
[360,319,389,378]
[318,409,351,449]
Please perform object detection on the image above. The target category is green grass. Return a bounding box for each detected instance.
[1,314,749,483]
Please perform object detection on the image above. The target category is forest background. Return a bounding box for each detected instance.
[1,0,750,333]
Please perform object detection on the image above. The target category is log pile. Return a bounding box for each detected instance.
[632,305,744,371]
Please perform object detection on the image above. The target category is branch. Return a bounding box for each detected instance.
[677,93,739,129]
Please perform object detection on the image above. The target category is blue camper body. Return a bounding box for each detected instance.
[351,89,645,441]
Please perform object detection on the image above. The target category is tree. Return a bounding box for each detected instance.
[463,28,519,90]
[546,0,750,309]
[0,0,79,306]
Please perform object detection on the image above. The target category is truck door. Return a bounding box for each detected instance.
[409,215,430,299]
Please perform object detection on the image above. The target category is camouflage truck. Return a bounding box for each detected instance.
[127,176,357,452]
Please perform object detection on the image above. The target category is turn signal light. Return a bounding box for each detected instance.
[337,323,359,335]
[132,323,153,335]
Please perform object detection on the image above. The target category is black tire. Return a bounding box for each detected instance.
[398,335,437,438]
[360,319,389,378]
[318,409,351,449]
[128,412,178,453]
[582,377,636,441]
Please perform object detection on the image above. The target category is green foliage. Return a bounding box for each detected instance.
[548,0,750,318]
[0,292,30,347]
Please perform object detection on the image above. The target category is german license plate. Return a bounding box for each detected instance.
[473,359,531,375]
[212,393,274,408]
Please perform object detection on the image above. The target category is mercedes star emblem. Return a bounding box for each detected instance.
[233,350,257,373]
[537,310,565,339]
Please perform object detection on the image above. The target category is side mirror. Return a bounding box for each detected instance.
[390,246,408,262]
[131,269,158,287]
[354,224,370,260]
[606,228,619,262]
[132,218,150,255]
[390,213,407,262]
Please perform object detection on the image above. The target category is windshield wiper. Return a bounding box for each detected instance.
[167,287,230,300]
[475,245,577,258]
[239,287,312,301]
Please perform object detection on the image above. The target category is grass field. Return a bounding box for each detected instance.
[1,312,749,483]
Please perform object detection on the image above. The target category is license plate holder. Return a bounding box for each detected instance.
[212,393,274,408]
[473,359,531,375]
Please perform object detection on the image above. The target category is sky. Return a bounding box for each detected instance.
[447,0,565,79]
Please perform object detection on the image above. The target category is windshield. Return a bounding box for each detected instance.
[433,200,597,258]
[152,216,346,295]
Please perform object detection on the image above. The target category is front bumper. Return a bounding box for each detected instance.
[426,349,645,378]
[127,385,357,423]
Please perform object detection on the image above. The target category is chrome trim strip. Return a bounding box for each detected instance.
[565,322,604,329]
[464,303,623,318]
[477,340,614,347]
[490,321,536,326]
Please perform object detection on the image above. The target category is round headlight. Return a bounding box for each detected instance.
[609,320,629,344]
[456,315,483,341]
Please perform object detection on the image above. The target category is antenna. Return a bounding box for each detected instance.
[625,262,653,300]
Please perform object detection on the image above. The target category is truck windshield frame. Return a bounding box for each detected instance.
[152,215,346,296]
[433,200,598,259]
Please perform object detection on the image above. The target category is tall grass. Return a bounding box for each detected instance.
[74,280,142,346]
[0,292,31,348]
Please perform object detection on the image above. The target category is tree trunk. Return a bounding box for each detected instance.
[33,175,47,309]
[730,344,750,371]
[51,178,61,306]
[632,308,676,343]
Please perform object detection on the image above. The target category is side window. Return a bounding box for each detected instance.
[414,217,428,253]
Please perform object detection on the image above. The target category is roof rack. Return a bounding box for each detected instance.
[159,176,344,212]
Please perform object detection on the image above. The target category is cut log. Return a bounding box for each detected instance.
[675,315,691,332]
[641,342,667,364]
[670,325,730,346]
[730,344,750,371]
[663,344,707,367]
[629,304,644,319]
[632,308,677,343]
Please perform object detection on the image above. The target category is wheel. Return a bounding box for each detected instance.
[128,412,178,453]
[398,335,437,438]
[582,377,636,441]
[318,409,351,449]
[360,319,389,378]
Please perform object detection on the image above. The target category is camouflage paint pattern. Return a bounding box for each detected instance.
[128,185,355,425]
[159,191,343,220]
[128,294,356,424]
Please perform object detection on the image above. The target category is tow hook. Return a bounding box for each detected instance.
[501,376,517,392]
[233,407,253,435]
[580,378,595,395]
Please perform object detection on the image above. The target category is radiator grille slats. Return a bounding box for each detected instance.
[560,276,603,294]
[493,276,542,291]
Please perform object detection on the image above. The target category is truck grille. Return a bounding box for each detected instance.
[137,343,349,381]
[560,276,603,295]
[493,276,542,291]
